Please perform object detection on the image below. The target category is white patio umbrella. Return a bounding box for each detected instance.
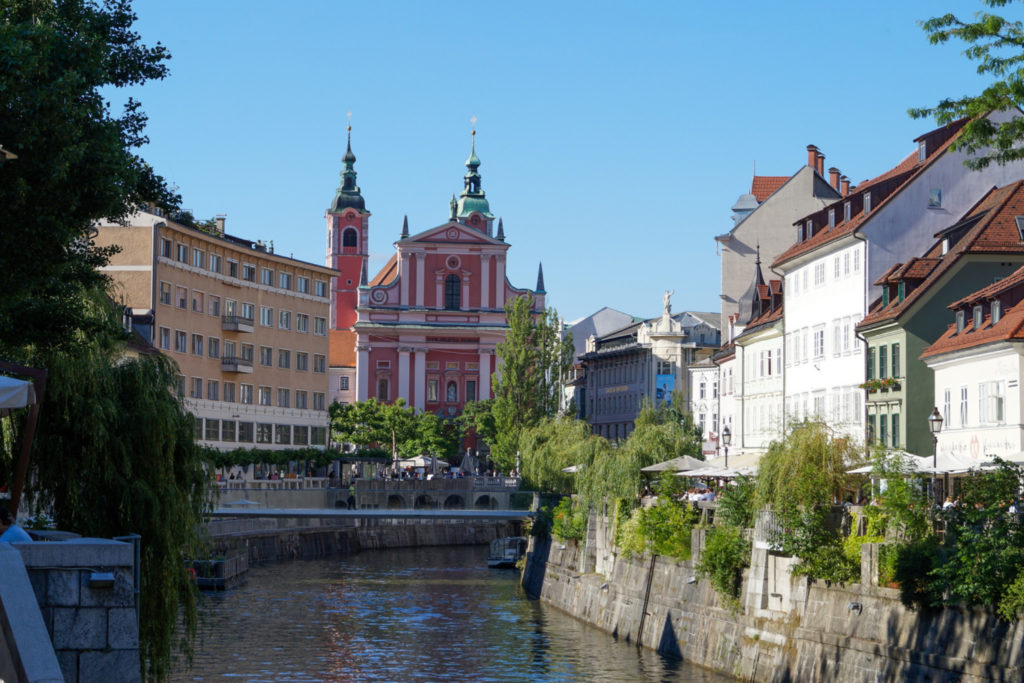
[0,374,35,409]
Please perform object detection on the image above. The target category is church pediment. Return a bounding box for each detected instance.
[401,222,504,246]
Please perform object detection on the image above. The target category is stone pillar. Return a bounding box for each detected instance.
[415,253,425,308]
[481,254,490,309]
[461,275,470,311]
[495,255,506,308]
[397,347,411,403]
[435,275,443,310]
[414,348,427,410]
[479,349,492,400]
[400,254,410,307]
[357,345,370,401]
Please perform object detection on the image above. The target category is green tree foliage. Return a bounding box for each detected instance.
[491,297,573,471]
[0,0,178,348]
[910,0,1024,169]
[518,417,608,495]
[550,496,586,541]
[617,501,698,561]
[715,475,757,530]
[329,398,459,465]
[869,449,930,543]
[697,525,751,611]
[456,399,497,449]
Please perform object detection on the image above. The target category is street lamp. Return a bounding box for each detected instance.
[928,407,944,503]
[722,425,732,469]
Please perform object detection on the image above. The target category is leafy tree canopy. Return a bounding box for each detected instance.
[910,0,1024,169]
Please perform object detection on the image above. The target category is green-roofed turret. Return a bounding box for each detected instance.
[330,126,366,213]
[456,130,493,219]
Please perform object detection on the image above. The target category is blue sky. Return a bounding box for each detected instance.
[119,0,997,323]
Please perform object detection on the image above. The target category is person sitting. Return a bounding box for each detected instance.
[0,507,33,543]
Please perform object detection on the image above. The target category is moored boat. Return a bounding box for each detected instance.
[487,536,527,568]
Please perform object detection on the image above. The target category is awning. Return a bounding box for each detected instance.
[641,455,706,473]
[0,374,35,409]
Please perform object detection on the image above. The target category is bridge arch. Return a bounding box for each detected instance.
[474,495,498,510]
[443,495,465,510]
[387,494,406,509]
[414,494,436,509]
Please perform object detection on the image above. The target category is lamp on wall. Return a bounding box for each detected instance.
[928,406,944,503]
[722,425,732,469]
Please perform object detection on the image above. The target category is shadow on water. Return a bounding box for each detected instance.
[172,545,729,682]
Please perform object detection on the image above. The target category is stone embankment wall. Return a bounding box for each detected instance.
[208,518,516,564]
[522,515,1024,682]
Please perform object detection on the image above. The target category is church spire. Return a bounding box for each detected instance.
[330,117,365,212]
[536,262,546,293]
[401,214,409,239]
[496,218,505,241]
[456,122,493,219]
[737,243,766,325]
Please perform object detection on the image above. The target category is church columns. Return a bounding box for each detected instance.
[400,254,410,306]
[397,347,411,403]
[357,345,370,401]
[415,253,425,307]
[435,275,443,310]
[495,255,506,308]
[479,349,492,400]
[461,274,470,311]
[414,348,427,410]
[481,254,490,309]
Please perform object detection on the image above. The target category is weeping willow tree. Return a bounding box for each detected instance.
[519,417,610,495]
[3,295,211,680]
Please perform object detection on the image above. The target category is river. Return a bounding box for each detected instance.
[171,544,730,682]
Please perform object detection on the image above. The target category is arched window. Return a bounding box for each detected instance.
[446,381,458,403]
[342,228,357,248]
[444,274,461,310]
[377,378,389,401]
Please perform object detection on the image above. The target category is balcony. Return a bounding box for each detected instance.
[221,356,254,373]
[221,314,255,333]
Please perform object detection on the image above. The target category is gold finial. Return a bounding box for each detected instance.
[470,114,477,136]
[347,110,352,133]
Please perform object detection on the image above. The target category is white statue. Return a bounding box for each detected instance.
[663,289,674,316]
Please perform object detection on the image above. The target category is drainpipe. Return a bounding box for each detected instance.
[852,231,871,460]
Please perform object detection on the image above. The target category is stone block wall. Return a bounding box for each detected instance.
[16,539,140,683]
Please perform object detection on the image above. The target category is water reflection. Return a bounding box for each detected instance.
[172,545,727,682]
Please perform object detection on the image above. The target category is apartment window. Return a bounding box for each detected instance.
[864,192,872,214]
[279,310,291,330]
[867,415,876,445]
[867,347,875,380]
[258,386,272,406]
[191,334,204,356]
[228,260,239,278]
[207,380,219,401]
[209,295,221,317]
[832,322,841,357]
[313,354,326,373]
[993,299,1002,324]
[224,340,236,360]
[844,202,851,223]
[191,290,204,313]
[929,189,942,208]
[240,344,254,362]
[223,382,236,403]
[943,388,951,426]
[973,305,983,329]
[712,381,719,399]
[275,425,291,445]
[279,272,292,290]
[843,252,850,275]
[295,391,308,409]
[176,244,188,263]
[313,392,326,410]
[277,388,290,408]
[190,377,202,399]
[242,264,256,282]
[159,327,170,350]
[259,306,273,327]
[159,282,171,305]
[833,256,840,280]
[205,419,219,441]
[297,276,310,294]
[315,281,328,297]
[313,317,327,336]
[813,263,824,286]
[296,352,309,371]
[238,422,254,443]
[960,385,969,426]
[221,420,236,442]
[259,346,273,366]
[979,381,1005,424]
[192,248,205,268]
[240,302,255,321]
[278,349,291,369]
[813,326,825,359]
[828,208,835,229]
[261,268,274,286]
[174,330,187,353]
[340,376,349,391]
[209,254,222,273]
[293,425,309,445]
[427,378,439,402]
[892,343,900,378]
[160,238,172,258]
[176,286,187,309]
[879,414,888,447]
[879,345,888,379]
[699,382,706,399]
[311,427,327,445]
[956,309,966,333]
[897,280,905,302]
[256,423,273,444]
[296,314,309,333]
[853,250,860,271]
[892,413,900,448]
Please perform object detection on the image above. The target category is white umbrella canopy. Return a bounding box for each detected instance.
[0,374,35,409]
[641,455,707,473]
[561,464,582,474]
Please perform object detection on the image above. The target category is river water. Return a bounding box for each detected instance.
[171,544,729,682]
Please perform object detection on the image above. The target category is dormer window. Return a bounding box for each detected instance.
[897,280,905,302]
[864,192,872,215]
[973,305,983,329]
[1015,216,1024,240]
[805,219,813,238]
[956,309,965,333]
[828,209,835,229]
[992,299,1002,324]
[942,238,949,255]
[882,286,890,307]
[797,224,804,243]
[918,140,927,162]
[929,189,942,208]
[844,202,851,223]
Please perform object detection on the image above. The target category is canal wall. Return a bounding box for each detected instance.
[522,514,1024,682]
[208,519,517,564]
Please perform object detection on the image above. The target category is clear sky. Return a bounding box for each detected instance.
[117,0,997,323]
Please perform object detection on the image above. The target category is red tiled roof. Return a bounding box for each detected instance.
[922,268,1024,359]
[329,329,356,367]
[751,176,789,203]
[774,119,969,269]
[369,254,398,287]
[950,259,1024,309]
[859,181,1024,329]
[712,341,735,363]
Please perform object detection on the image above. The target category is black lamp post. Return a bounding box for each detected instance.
[928,406,944,503]
[722,425,731,469]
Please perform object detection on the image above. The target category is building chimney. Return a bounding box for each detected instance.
[807,144,819,169]
[214,215,225,235]
[828,167,840,190]
[816,152,825,176]
[840,176,850,196]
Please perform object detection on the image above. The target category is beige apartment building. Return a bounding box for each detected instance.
[95,210,336,450]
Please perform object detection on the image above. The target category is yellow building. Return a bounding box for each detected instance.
[95,210,336,450]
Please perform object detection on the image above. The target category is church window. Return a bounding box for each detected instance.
[377,378,389,401]
[446,381,458,403]
[427,378,439,402]
[342,228,357,248]
[444,274,461,310]
[466,380,477,402]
